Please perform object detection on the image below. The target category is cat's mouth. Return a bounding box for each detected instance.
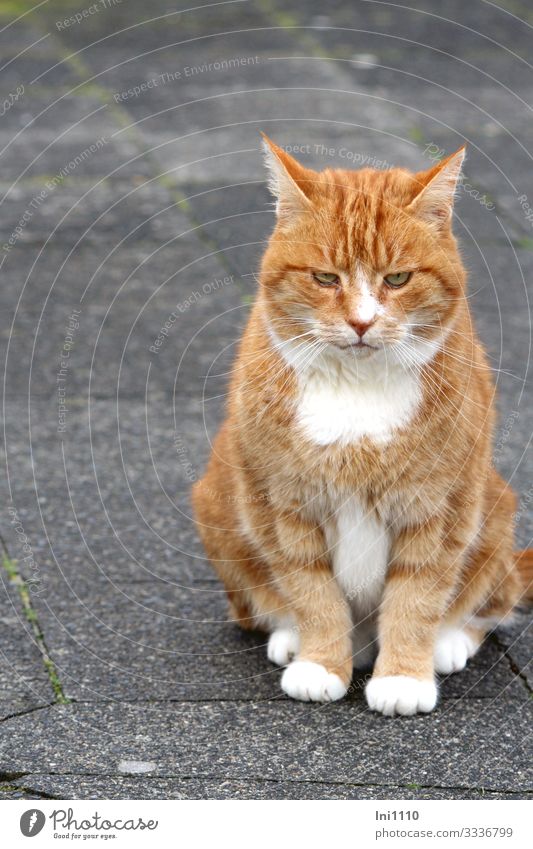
[337,341,378,351]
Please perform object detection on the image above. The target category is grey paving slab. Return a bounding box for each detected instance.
[0,19,52,51]
[59,16,420,186]
[294,32,533,110]
[18,575,282,702]
[0,699,530,793]
[177,180,272,280]
[0,56,77,91]
[0,226,245,403]
[9,774,531,800]
[496,611,532,691]
[0,786,50,800]
[131,93,414,189]
[0,574,54,721]
[33,0,272,52]
[0,91,149,184]
[0,178,181,249]
[64,28,302,110]
[275,0,533,92]
[1,398,218,579]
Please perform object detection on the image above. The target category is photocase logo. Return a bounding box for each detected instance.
[20,809,46,837]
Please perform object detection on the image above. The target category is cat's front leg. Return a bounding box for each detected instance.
[366,517,457,716]
[268,511,354,702]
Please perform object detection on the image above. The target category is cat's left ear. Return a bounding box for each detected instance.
[407,146,466,229]
[261,133,314,223]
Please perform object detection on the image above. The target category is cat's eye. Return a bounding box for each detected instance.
[384,271,412,288]
[313,271,340,287]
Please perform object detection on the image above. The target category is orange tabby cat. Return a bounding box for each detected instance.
[192,135,532,715]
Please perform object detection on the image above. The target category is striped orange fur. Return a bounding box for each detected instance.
[192,135,531,715]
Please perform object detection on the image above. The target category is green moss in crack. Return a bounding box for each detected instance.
[2,556,70,704]
[3,556,17,580]
[516,237,533,252]
[43,657,68,703]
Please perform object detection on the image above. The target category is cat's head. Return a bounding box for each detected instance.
[259,134,466,371]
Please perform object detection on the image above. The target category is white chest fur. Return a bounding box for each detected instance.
[267,328,408,625]
[325,496,389,618]
[267,327,427,633]
[296,353,422,446]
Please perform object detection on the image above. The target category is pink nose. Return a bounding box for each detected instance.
[347,318,375,338]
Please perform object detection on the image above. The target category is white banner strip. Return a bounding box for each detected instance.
[3,799,531,847]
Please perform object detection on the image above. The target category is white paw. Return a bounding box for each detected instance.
[365,675,438,716]
[434,627,478,675]
[281,660,348,702]
[267,628,300,666]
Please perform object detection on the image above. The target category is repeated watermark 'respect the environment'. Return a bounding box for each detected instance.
[2,137,109,254]
[113,56,262,103]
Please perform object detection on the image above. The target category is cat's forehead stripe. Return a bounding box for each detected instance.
[324,184,395,271]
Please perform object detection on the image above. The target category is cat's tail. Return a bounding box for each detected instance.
[515,549,533,603]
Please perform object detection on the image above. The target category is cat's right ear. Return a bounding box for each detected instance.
[261,133,314,223]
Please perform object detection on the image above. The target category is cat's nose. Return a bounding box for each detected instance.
[347,317,376,338]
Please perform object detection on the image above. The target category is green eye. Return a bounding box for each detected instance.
[313,271,340,286]
[384,271,412,288]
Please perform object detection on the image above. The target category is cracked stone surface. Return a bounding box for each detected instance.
[0,0,531,801]
[6,776,532,801]
[0,700,530,796]
[0,576,54,721]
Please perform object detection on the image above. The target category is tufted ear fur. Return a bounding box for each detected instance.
[261,133,315,224]
[407,147,466,229]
